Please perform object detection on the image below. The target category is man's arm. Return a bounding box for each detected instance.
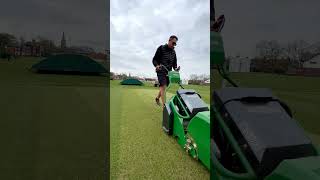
[173,52,177,70]
[152,46,162,67]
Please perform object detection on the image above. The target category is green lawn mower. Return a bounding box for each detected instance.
[161,65,211,169]
[210,6,320,180]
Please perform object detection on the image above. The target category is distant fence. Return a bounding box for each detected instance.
[287,68,320,77]
[188,80,202,85]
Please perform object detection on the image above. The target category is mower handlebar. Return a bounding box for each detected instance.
[211,152,256,179]
[159,64,180,73]
[169,97,190,119]
[212,106,256,178]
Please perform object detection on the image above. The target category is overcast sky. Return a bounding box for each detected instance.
[215,0,320,57]
[110,0,210,79]
[0,0,108,52]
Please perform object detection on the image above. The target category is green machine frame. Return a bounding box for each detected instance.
[163,67,211,169]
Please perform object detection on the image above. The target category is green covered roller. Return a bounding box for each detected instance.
[32,54,107,74]
[120,78,143,86]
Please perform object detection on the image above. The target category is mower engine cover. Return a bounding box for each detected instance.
[213,87,317,177]
[177,89,209,119]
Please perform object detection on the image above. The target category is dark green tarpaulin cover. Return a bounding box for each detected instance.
[120,78,143,85]
[32,54,107,74]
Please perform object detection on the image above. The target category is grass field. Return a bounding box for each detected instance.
[110,80,210,179]
[0,58,107,180]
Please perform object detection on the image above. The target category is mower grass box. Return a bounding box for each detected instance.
[176,89,209,119]
[213,87,317,177]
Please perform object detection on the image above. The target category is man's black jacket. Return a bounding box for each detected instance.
[152,44,177,74]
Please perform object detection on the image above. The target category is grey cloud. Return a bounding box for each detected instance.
[216,0,320,57]
[1,0,107,52]
[110,0,210,79]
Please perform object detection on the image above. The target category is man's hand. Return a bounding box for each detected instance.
[155,65,161,72]
[174,66,180,71]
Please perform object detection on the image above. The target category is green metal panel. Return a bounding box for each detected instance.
[187,111,210,169]
[211,32,225,65]
[173,116,186,147]
[168,92,211,170]
[169,96,188,147]
[265,156,320,180]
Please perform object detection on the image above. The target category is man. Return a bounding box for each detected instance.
[152,35,180,107]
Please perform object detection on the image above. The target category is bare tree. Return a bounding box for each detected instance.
[0,33,17,47]
[256,40,269,58]
[189,74,199,81]
[0,33,17,58]
[256,40,282,70]
[199,74,210,81]
[284,40,310,68]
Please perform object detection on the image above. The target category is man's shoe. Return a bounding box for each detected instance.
[155,97,161,106]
